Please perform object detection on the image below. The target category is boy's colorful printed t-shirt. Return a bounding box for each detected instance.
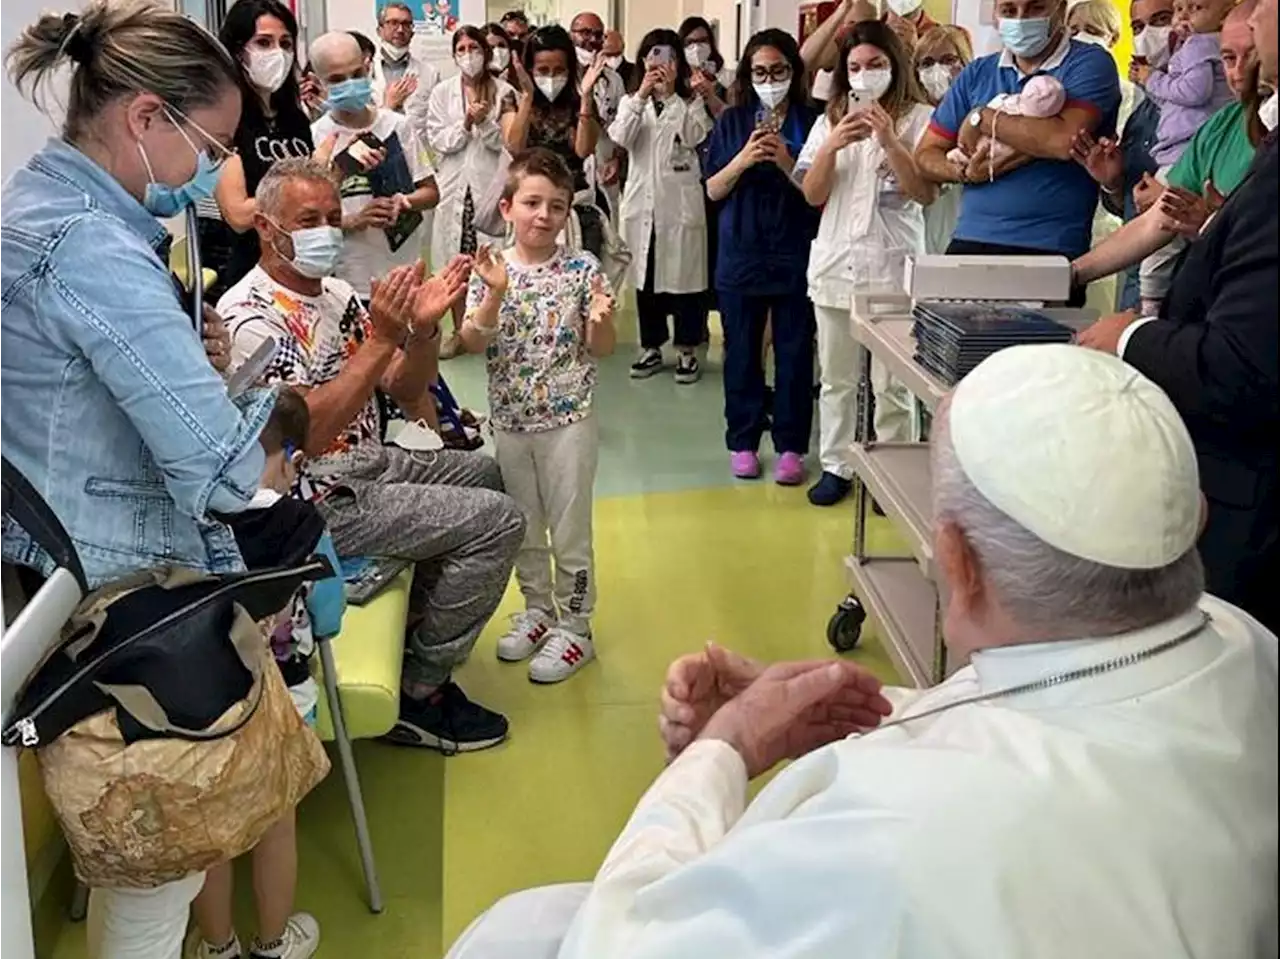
[221,266,382,480]
[465,247,612,433]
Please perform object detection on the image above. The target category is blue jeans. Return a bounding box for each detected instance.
[719,290,815,455]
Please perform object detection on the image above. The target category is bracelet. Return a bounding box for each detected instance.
[468,320,499,337]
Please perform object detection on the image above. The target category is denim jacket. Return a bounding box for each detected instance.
[1,138,271,587]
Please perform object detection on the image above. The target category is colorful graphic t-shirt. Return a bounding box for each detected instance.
[465,247,612,433]
[220,266,382,478]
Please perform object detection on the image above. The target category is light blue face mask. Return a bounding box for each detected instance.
[268,220,344,279]
[998,16,1054,58]
[137,109,228,218]
[324,76,374,113]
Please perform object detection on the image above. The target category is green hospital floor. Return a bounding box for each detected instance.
[48,345,906,959]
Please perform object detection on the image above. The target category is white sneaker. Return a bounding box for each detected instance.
[528,629,596,684]
[496,609,555,662]
[249,913,319,959]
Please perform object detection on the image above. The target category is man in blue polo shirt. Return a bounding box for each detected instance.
[915,0,1122,305]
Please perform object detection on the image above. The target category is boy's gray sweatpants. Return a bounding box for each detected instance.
[318,446,525,687]
[492,415,599,635]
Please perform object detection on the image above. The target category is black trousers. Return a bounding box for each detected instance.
[635,231,705,350]
[945,237,1087,308]
[719,289,814,455]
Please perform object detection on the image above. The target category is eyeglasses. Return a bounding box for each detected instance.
[750,64,792,82]
[382,17,414,31]
[165,105,237,167]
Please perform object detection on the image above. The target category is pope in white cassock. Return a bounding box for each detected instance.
[447,344,1279,959]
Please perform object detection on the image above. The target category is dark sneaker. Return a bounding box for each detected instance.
[807,471,853,507]
[630,348,664,378]
[674,352,701,384]
[383,682,509,754]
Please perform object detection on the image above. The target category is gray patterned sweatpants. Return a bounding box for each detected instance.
[317,446,525,687]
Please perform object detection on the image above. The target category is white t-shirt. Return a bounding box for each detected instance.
[796,102,933,308]
[219,266,382,481]
[311,108,434,298]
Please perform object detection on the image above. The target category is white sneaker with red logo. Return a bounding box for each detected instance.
[496,609,555,663]
[528,629,596,684]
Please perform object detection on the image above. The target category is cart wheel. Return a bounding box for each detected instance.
[827,597,866,652]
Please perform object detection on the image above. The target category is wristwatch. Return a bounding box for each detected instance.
[969,110,984,129]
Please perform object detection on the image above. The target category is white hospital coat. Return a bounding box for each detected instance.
[426,76,514,268]
[559,597,1279,958]
[798,103,933,308]
[608,93,713,294]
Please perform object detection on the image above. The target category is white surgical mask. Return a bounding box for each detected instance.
[919,63,954,101]
[1261,90,1279,132]
[1133,24,1174,67]
[492,47,511,70]
[886,0,923,15]
[605,54,623,70]
[685,41,711,68]
[290,225,343,278]
[381,41,410,61]
[245,46,293,93]
[753,80,790,109]
[456,50,485,78]
[848,67,893,101]
[1073,31,1110,47]
[575,45,595,67]
[812,68,836,101]
[535,75,568,100]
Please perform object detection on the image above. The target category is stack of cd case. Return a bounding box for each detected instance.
[910,302,1075,385]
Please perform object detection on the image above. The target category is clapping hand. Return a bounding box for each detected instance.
[1157,180,1224,237]
[697,659,894,779]
[368,264,418,345]
[1069,130,1123,193]
[472,244,509,294]
[465,99,490,128]
[582,52,609,93]
[659,643,764,761]
[1132,171,1164,213]
[412,255,472,333]
[512,56,535,95]
[588,274,615,326]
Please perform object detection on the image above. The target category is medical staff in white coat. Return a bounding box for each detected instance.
[371,1,439,144]
[796,21,936,507]
[428,25,517,352]
[608,31,714,385]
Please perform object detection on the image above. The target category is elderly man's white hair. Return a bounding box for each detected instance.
[310,30,362,75]
[256,157,339,219]
[930,403,1204,639]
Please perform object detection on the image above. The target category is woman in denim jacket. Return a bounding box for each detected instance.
[1,2,270,954]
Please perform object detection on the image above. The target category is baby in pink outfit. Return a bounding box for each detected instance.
[947,75,1066,167]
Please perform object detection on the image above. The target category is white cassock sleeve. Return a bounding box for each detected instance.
[559,688,936,959]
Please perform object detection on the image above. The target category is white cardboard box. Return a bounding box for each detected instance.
[904,254,1073,304]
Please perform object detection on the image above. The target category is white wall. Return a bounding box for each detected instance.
[324,0,487,43]
[1,0,61,183]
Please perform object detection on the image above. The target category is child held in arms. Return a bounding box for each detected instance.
[460,148,616,684]
[190,387,345,959]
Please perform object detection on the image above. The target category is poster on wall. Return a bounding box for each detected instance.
[952,0,1003,57]
[376,0,458,37]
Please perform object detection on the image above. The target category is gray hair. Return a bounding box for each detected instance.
[255,157,338,218]
[378,2,415,24]
[6,0,239,142]
[931,406,1204,639]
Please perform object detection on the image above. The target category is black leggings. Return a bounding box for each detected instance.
[635,231,705,351]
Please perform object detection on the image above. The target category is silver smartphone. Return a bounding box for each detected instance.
[225,338,279,398]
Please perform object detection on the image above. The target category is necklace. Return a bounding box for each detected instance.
[861,612,1212,737]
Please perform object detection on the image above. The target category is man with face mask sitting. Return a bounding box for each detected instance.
[445,344,1278,959]
[219,156,527,754]
[915,0,1121,306]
